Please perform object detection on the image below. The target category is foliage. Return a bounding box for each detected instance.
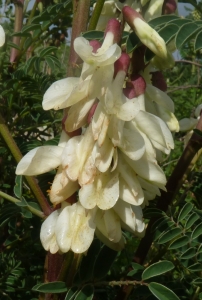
[1,0,202,300]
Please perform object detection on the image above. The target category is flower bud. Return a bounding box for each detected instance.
[122,6,167,59]
[151,71,167,92]
[162,0,177,15]
[114,52,130,77]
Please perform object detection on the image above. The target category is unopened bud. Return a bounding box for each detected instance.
[162,0,177,15]
[122,6,167,59]
[89,40,101,53]
[38,1,43,13]
[114,52,130,77]
[103,19,121,47]
[130,74,146,96]
[151,71,167,92]
[144,0,164,22]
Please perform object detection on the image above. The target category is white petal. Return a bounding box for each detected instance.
[16,146,63,175]
[104,209,122,242]
[117,98,140,121]
[43,78,79,110]
[0,25,5,47]
[65,98,96,132]
[40,210,59,253]
[55,205,72,253]
[93,137,114,172]
[119,128,145,160]
[95,228,125,251]
[50,166,79,205]
[179,118,198,131]
[132,206,145,236]
[74,37,94,63]
[146,84,174,112]
[135,110,174,154]
[113,200,136,233]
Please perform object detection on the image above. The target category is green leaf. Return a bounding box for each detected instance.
[142,261,174,281]
[157,228,181,244]
[168,19,192,27]
[158,24,179,44]
[194,30,202,51]
[169,235,189,249]
[32,281,67,293]
[21,207,32,218]
[82,31,104,40]
[65,287,78,300]
[180,247,196,259]
[143,208,166,219]
[154,220,175,242]
[148,282,180,300]
[7,42,21,50]
[188,263,202,272]
[127,263,144,277]
[178,203,194,222]
[93,245,117,279]
[192,278,202,287]
[15,196,28,207]
[185,213,199,229]
[175,23,200,49]
[74,285,94,300]
[22,24,41,33]
[39,46,58,58]
[14,175,23,199]
[126,32,140,53]
[191,222,202,239]
[148,15,179,28]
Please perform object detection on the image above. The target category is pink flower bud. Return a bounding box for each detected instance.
[122,6,167,59]
[104,19,121,44]
[114,52,130,77]
[162,0,177,15]
[89,40,101,53]
[151,71,167,92]
[130,74,146,96]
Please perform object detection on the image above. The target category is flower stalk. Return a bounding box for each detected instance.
[88,0,105,31]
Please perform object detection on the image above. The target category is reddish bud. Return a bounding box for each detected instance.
[130,74,146,96]
[151,71,167,92]
[114,52,130,77]
[104,19,121,44]
[122,6,144,29]
[89,40,101,53]
[162,0,177,15]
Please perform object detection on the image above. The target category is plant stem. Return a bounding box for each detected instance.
[10,0,24,63]
[0,113,52,216]
[0,191,45,218]
[88,0,105,31]
[66,253,82,287]
[67,0,91,76]
[57,252,74,281]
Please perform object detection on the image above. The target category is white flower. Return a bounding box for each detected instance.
[0,25,5,47]
[40,202,96,254]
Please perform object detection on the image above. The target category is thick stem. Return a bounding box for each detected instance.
[67,0,91,76]
[0,191,45,218]
[88,0,105,31]
[0,113,52,216]
[10,0,24,63]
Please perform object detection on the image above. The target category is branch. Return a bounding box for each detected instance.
[88,0,105,31]
[67,0,91,76]
[167,85,202,93]
[0,113,52,216]
[175,59,202,68]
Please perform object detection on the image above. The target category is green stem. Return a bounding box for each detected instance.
[0,113,52,216]
[0,191,45,218]
[66,253,82,287]
[57,252,74,281]
[88,0,105,31]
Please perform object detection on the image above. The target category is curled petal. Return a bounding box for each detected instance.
[43,78,80,110]
[16,146,63,176]
[40,210,59,254]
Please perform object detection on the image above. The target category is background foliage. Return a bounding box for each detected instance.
[1,0,202,299]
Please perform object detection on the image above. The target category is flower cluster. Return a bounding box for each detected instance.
[16,4,179,254]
